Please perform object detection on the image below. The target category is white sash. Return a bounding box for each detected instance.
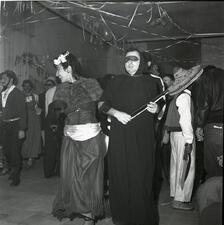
[64,123,101,141]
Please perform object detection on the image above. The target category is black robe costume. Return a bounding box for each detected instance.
[100,51,161,225]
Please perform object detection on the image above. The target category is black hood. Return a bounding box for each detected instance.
[124,49,148,76]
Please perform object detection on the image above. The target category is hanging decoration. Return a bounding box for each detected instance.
[14,52,49,78]
[150,4,170,27]
[1,1,223,64]
[14,52,51,93]
[0,1,8,16]
[13,1,34,14]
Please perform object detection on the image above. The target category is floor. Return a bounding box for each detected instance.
[0,159,199,225]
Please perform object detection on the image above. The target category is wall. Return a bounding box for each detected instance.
[201,37,224,69]
[29,17,111,79]
[0,25,6,72]
[0,28,32,89]
[0,12,111,92]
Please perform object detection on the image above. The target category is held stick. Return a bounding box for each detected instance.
[130,66,203,121]
[130,90,168,120]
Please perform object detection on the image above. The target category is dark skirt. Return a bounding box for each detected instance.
[52,132,106,219]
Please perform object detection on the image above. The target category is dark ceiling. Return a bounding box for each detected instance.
[1,1,224,71]
[1,1,224,44]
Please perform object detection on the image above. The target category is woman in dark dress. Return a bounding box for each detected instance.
[98,48,161,225]
[51,51,106,225]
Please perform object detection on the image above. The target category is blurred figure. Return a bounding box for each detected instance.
[38,76,57,152]
[0,70,27,186]
[143,52,166,202]
[97,74,115,201]
[0,74,5,170]
[198,202,222,225]
[196,176,222,225]
[159,74,175,192]
[195,66,223,179]
[196,176,222,214]
[22,79,41,168]
[162,74,175,89]
[43,79,62,178]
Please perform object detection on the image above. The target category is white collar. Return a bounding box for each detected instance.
[2,85,16,96]
[1,85,16,107]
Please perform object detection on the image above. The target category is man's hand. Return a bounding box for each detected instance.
[183,143,192,160]
[18,130,25,139]
[146,102,158,114]
[196,127,204,141]
[114,110,131,125]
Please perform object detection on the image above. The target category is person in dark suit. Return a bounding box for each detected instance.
[0,70,27,186]
[38,77,57,155]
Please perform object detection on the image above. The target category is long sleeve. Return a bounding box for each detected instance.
[176,92,194,144]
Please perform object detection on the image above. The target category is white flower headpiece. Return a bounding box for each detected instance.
[53,51,70,66]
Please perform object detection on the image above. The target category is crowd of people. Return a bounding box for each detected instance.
[0,48,223,225]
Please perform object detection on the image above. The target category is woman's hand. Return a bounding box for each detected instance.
[146,102,158,114]
[114,110,131,125]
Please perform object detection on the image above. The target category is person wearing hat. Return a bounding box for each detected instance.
[164,65,198,210]
[0,70,27,186]
[163,74,175,89]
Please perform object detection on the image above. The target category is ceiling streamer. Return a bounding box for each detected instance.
[0,1,223,63]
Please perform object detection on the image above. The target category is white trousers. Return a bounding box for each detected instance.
[170,132,195,202]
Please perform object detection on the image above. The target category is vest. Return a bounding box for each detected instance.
[165,90,194,132]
